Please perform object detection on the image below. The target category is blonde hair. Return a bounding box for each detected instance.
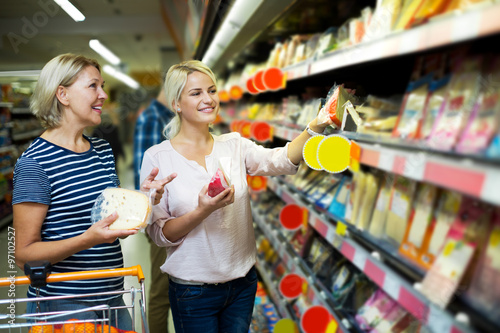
[31,53,101,129]
[162,60,217,139]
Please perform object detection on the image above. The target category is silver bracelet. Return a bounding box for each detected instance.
[305,124,323,136]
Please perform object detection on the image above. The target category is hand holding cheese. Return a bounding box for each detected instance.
[91,188,152,230]
[87,212,138,244]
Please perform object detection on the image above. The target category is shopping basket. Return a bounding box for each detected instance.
[0,262,148,333]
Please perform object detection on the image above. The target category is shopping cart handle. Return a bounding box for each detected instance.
[0,265,145,287]
[24,260,51,288]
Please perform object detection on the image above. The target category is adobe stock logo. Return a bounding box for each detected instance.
[7,0,60,54]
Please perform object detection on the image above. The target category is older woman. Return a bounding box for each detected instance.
[140,60,332,333]
[13,53,175,329]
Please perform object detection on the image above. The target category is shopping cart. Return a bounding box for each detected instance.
[0,262,148,333]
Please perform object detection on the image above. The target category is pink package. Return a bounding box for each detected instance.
[208,168,230,197]
[355,289,399,330]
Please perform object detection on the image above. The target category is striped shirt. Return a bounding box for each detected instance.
[13,135,123,301]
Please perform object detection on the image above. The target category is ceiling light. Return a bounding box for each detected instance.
[103,65,140,90]
[202,0,264,67]
[53,0,85,22]
[89,39,121,65]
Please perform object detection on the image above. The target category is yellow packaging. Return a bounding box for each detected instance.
[356,173,380,231]
[384,176,417,245]
[368,175,394,238]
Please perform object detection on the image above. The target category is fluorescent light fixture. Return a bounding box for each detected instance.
[202,0,264,67]
[89,39,121,65]
[54,0,85,22]
[0,70,41,77]
[103,65,140,90]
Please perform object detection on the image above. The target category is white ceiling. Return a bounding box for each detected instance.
[0,0,180,89]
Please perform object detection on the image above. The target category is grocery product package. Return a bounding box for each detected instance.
[355,289,401,331]
[420,199,492,308]
[393,54,442,140]
[456,55,500,154]
[427,56,483,151]
[345,171,367,226]
[393,0,427,31]
[328,176,352,219]
[91,187,153,230]
[465,208,500,326]
[411,0,453,26]
[399,183,439,265]
[356,95,402,137]
[418,190,462,269]
[368,174,395,238]
[356,173,380,231]
[384,176,417,246]
[321,84,356,128]
[207,157,232,197]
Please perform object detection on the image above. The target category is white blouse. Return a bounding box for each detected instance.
[141,132,298,283]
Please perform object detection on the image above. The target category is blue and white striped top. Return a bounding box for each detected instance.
[13,135,124,301]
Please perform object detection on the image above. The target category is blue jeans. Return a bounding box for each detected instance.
[169,266,258,333]
[26,296,132,331]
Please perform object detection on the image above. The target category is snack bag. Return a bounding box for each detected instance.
[393,54,442,140]
[399,183,438,264]
[420,199,492,308]
[207,157,232,197]
[368,175,394,238]
[465,208,500,325]
[384,176,417,246]
[427,56,482,151]
[418,190,462,269]
[456,56,500,154]
[91,188,153,230]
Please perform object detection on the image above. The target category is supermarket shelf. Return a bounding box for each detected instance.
[1,167,13,176]
[265,176,475,333]
[12,129,42,141]
[271,123,500,206]
[356,141,500,206]
[0,214,13,230]
[11,107,31,115]
[255,259,296,323]
[0,103,13,108]
[253,212,351,333]
[0,145,15,154]
[282,3,500,81]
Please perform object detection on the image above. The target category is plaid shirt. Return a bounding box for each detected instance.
[133,99,174,189]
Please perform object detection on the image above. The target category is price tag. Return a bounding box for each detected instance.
[383,273,401,300]
[352,249,366,270]
[326,320,338,333]
[349,141,361,173]
[426,303,453,333]
[326,226,337,245]
[336,221,347,237]
[332,233,343,249]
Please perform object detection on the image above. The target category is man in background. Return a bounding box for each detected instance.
[133,86,174,333]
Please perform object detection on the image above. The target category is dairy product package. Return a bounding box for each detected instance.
[208,157,232,197]
[91,187,153,230]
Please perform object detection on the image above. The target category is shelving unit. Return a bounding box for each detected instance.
[206,1,500,332]
[266,176,475,333]
[0,82,39,230]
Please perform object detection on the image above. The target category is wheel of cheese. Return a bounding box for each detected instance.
[91,188,152,230]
